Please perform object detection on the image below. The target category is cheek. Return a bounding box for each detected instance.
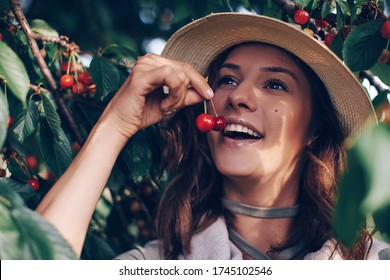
[206,133,218,159]
[209,94,225,115]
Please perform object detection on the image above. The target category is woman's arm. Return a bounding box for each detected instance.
[35,54,214,257]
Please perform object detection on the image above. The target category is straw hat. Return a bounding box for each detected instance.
[161,12,377,137]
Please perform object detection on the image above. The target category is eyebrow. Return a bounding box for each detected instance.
[220,63,240,70]
[260,66,300,83]
[220,63,300,84]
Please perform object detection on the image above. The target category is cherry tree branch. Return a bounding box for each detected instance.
[33,34,73,49]
[9,0,84,145]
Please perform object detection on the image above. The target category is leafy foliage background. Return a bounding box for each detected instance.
[0,0,389,259]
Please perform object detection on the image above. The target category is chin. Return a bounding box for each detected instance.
[215,159,257,178]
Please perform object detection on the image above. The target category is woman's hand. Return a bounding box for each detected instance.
[101,53,214,139]
[35,54,214,256]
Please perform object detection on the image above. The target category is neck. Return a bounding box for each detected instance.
[222,177,300,256]
[222,175,300,208]
[230,209,296,257]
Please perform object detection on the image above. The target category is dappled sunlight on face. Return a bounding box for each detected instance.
[206,43,314,195]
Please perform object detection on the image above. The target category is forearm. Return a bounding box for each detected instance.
[36,114,129,257]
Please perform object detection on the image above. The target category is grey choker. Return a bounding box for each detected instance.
[221,199,300,218]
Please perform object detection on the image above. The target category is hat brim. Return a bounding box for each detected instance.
[161,12,376,137]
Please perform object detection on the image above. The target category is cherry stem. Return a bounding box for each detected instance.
[203,100,207,114]
[209,99,219,117]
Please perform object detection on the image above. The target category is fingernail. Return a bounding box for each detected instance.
[207,88,214,99]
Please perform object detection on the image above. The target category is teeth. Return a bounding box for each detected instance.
[224,124,262,138]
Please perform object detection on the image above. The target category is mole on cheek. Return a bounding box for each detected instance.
[274,109,278,113]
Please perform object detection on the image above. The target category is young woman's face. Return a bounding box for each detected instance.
[207,43,313,185]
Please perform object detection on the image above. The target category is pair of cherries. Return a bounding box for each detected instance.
[195,100,226,133]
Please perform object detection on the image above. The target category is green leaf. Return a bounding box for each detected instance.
[7,158,29,182]
[82,231,116,260]
[0,41,29,105]
[106,164,126,193]
[336,4,344,30]
[360,124,390,213]
[347,0,356,23]
[13,100,39,142]
[372,89,390,110]
[0,90,8,148]
[15,29,28,47]
[333,145,367,247]
[370,63,390,86]
[330,32,344,60]
[121,130,152,182]
[89,56,125,101]
[12,207,77,259]
[30,19,59,38]
[0,184,76,259]
[373,205,390,242]
[335,0,350,15]
[41,93,61,138]
[321,0,331,18]
[0,202,23,259]
[0,178,26,208]
[334,123,390,246]
[311,0,320,10]
[102,45,138,61]
[343,19,387,72]
[0,177,35,203]
[39,120,72,179]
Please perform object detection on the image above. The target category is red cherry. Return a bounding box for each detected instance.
[71,141,81,153]
[26,155,38,170]
[28,178,40,191]
[378,49,390,64]
[61,61,82,73]
[78,72,92,85]
[294,9,310,25]
[213,116,226,131]
[60,74,74,89]
[324,33,336,48]
[7,115,14,128]
[196,113,215,133]
[130,201,141,213]
[72,81,85,95]
[380,21,390,40]
[60,62,69,73]
[86,84,97,95]
[315,19,329,29]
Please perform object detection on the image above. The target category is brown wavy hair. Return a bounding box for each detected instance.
[155,43,372,259]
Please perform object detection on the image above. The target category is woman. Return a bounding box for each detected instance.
[36,13,389,260]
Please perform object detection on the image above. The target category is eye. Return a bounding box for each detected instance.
[265,78,288,91]
[216,76,238,88]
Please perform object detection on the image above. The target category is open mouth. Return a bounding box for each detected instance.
[223,123,263,140]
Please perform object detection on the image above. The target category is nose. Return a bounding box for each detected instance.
[225,83,258,112]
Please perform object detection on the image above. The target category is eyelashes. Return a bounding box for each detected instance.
[264,78,288,91]
[216,76,237,87]
[216,75,289,92]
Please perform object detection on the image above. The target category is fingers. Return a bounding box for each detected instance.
[133,54,214,112]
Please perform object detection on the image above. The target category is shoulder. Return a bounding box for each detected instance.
[303,239,343,260]
[303,238,390,260]
[114,240,164,260]
[368,238,390,260]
